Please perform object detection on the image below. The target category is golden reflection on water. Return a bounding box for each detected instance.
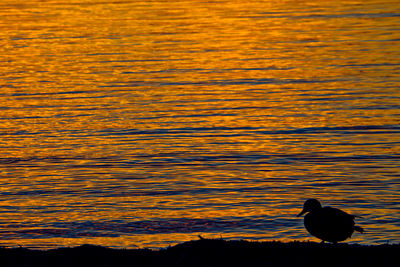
[0,0,399,248]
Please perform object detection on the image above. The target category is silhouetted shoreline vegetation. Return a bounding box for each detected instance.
[1,238,398,267]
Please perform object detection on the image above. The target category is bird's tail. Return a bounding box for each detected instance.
[354,226,364,234]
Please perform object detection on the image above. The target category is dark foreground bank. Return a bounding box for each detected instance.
[1,238,398,267]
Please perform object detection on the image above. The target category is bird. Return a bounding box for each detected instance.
[297,199,364,243]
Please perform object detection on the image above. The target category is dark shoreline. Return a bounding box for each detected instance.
[1,238,398,267]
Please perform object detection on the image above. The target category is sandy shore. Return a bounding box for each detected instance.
[1,238,398,267]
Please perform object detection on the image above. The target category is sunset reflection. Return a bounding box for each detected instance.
[0,0,399,249]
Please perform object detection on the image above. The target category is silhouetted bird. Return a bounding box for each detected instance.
[297,199,364,243]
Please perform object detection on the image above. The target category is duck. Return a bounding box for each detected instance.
[297,199,364,243]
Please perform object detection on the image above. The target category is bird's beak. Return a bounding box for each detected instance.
[297,209,306,217]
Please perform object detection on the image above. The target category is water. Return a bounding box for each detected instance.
[0,0,399,249]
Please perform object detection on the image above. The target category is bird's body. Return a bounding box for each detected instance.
[297,199,364,243]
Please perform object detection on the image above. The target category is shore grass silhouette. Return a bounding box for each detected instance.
[1,237,398,267]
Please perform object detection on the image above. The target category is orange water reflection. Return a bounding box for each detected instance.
[0,0,399,248]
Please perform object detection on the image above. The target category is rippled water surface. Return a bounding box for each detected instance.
[1,0,399,248]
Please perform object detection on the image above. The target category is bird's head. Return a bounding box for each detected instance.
[297,198,322,217]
